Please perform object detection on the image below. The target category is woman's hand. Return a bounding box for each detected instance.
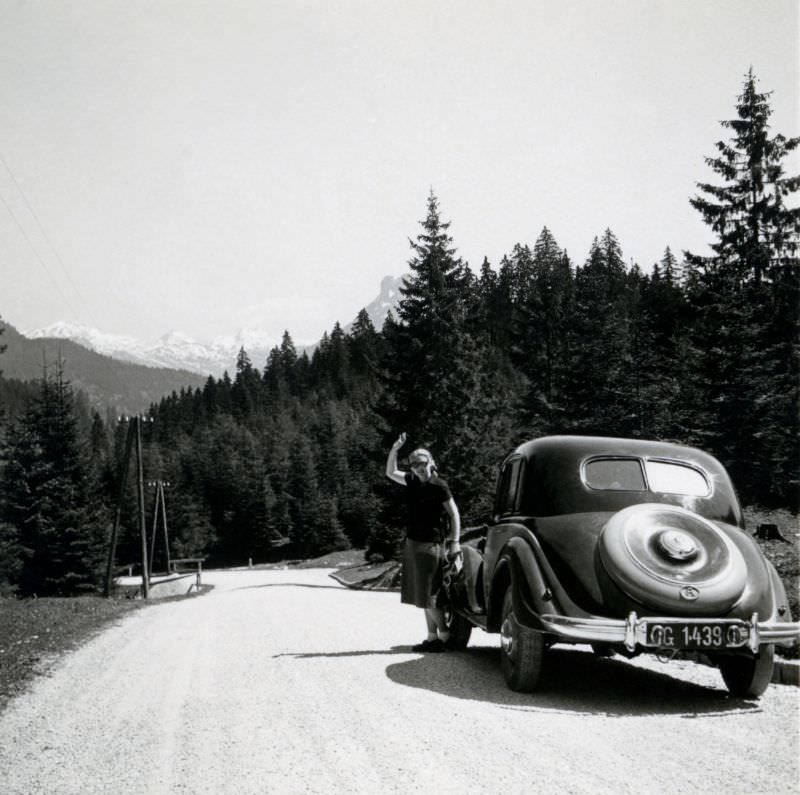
[391,432,406,451]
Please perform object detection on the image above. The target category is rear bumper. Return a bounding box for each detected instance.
[538,612,800,654]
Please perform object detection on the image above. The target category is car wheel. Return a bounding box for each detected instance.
[717,645,774,699]
[499,586,545,692]
[443,605,472,650]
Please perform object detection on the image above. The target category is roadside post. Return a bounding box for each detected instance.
[135,416,150,599]
[103,415,152,599]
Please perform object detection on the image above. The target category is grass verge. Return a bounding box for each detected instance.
[0,596,144,712]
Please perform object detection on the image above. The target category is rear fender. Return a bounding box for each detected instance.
[766,559,795,626]
[488,537,550,632]
[709,524,795,627]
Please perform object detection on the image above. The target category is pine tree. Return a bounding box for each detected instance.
[169,488,216,559]
[0,521,22,593]
[687,67,799,285]
[264,331,298,404]
[312,495,350,556]
[685,69,799,504]
[327,322,351,399]
[632,249,692,439]
[232,347,264,420]
[2,363,107,595]
[563,231,632,434]
[348,308,383,405]
[286,432,322,555]
[513,228,574,434]
[378,191,487,522]
[263,408,296,545]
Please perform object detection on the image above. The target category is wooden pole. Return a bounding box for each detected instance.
[148,481,159,577]
[160,482,172,574]
[104,420,136,597]
[136,416,150,599]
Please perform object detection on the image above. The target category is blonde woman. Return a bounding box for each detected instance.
[385,432,461,652]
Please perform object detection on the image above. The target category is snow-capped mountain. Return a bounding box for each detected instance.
[27,275,405,377]
[26,323,250,377]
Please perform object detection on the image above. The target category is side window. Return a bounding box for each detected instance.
[496,458,523,515]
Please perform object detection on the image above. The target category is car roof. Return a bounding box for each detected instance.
[511,435,725,471]
[504,435,742,524]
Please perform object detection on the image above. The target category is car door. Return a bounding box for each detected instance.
[483,455,526,604]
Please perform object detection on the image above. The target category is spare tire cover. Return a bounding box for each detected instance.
[598,503,747,614]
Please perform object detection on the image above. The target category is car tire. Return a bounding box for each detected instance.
[500,586,545,692]
[598,504,747,614]
[443,605,472,650]
[717,645,774,699]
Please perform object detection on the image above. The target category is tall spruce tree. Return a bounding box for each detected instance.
[685,69,799,504]
[379,191,486,520]
[687,67,799,284]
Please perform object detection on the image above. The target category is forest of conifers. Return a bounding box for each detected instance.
[0,69,797,596]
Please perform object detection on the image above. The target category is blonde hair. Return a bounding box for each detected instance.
[409,448,437,472]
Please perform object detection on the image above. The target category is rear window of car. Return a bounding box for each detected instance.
[584,457,710,496]
[644,460,710,496]
[584,458,645,491]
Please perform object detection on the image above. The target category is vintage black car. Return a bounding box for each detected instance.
[445,435,799,698]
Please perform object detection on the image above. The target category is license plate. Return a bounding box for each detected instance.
[646,622,749,650]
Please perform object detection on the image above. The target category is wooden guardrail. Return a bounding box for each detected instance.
[169,558,205,590]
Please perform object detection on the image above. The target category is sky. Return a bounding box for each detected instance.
[1,0,798,345]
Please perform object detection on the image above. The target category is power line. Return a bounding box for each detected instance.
[0,189,83,325]
[0,154,100,328]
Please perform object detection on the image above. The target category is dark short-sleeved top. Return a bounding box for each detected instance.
[403,472,453,543]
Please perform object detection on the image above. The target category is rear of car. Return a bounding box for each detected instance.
[489,436,799,697]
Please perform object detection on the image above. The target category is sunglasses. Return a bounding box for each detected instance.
[410,461,429,469]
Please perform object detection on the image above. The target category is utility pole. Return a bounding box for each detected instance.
[104,419,135,597]
[148,480,172,577]
[104,415,151,599]
[135,416,150,599]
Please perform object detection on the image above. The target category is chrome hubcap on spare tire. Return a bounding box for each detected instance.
[657,529,699,561]
[599,503,747,614]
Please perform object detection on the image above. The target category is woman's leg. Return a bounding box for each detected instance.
[425,607,449,641]
[423,609,438,641]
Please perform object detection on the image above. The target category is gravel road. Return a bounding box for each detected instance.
[0,567,798,795]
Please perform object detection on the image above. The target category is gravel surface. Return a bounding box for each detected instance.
[0,567,798,795]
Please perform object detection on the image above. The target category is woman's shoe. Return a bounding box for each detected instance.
[412,638,447,652]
